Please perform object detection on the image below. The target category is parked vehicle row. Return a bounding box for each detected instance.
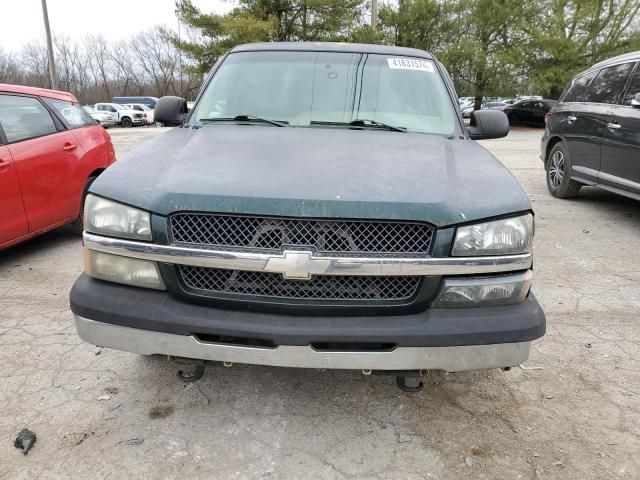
[459,97,556,127]
[461,101,508,118]
[0,84,116,249]
[459,95,541,106]
[81,97,160,129]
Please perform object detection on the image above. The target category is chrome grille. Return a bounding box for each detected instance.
[179,266,421,302]
[170,214,434,255]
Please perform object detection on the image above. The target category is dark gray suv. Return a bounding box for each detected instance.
[541,51,640,200]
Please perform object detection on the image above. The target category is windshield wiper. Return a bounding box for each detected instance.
[350,119,406,132]
[199,114,288,127]
[310,119,406,132]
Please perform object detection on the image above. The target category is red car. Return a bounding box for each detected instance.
[0,84,115,249]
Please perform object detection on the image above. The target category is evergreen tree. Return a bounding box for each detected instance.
[172,0,640,100]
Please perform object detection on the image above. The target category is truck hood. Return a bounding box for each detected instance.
[91,125,531,226]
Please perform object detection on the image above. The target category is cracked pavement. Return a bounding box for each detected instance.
[1,127,639,479]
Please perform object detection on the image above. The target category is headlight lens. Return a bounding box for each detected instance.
[84,249,165,290]
[452,214,533,256]
[84,194,152,240]
[431,271,532,308]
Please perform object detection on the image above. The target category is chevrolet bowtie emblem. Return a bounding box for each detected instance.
[264,250,331,280]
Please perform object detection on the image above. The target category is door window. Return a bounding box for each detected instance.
[45,98,96,128]
[584,62,634,104]
[0,95,57,143]
[622,64,640,106]
[563,71,597,102]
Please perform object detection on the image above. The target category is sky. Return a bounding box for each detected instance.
[0,0,232,52]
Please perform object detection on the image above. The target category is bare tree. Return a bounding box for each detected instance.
[73,41,94,103]
[85,35,113,101]
[5,25,193,101]
[110,40,140,96]
[21,41,50,87]
[0,49,24,84]
[130,30,180,96]
[54,35,80,93]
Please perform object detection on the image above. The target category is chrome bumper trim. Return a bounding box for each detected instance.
[74,315,531,371]
[83,232,532,277]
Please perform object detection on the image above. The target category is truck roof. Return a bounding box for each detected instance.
[0,83,78,102]
[231,42,434,60]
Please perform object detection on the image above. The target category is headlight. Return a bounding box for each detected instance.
[431,271,532,308]
[84,250,165,290]
[84,194,152,240]
[452,213,533,256]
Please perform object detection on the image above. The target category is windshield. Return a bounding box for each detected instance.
[191,51,457,135]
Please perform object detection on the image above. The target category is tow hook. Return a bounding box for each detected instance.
[170,356,206,382]
[395,376,424,393]
[368,369,427,394]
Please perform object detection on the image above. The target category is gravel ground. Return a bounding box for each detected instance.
[1,126,639,479]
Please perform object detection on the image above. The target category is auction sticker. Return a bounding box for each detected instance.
[387,58,435,73]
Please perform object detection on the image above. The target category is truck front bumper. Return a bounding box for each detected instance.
[74,315,531,371]
[70,275,545,371]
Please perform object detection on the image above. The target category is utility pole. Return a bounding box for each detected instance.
[41,0,57,89]
[175,0,184,99]
[371,0,378,30]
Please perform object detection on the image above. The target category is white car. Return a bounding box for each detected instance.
[124,103,155,126]
[83,106,117,128]
[94,103,145,127]
[461,101,507,118]
[459,100,474,110]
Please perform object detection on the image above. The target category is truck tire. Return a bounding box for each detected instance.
[70,176,97,234]
[546,143,582,198]
[121,117,133,128]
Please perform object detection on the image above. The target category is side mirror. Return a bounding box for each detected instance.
[631,93,640,108]
[467,110,509,140]
[155,96,188,126]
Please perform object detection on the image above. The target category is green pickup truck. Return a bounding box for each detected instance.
[70,42,544,391]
